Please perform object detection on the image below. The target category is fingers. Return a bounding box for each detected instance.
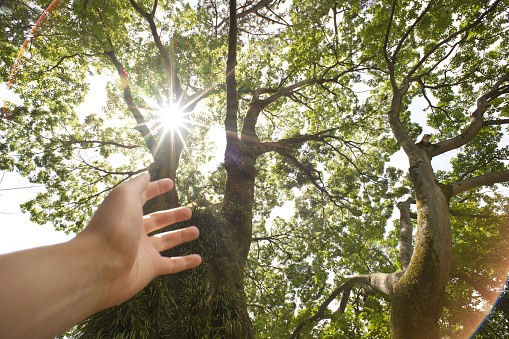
[143,207,192,234]
[141,178,173,205]
[121,173,174,205]
[158,254,202,275]
[151,226,199,252]
[152,226,202,275]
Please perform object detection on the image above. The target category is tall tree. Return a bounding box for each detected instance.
[1,0,508,338]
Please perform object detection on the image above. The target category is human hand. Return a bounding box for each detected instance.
[77,173,201,309]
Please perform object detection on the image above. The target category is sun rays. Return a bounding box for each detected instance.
[155,103,189,132]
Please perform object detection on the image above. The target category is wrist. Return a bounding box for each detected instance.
[67,233,115,311]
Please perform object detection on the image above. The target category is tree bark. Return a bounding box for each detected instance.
[388,86,452,338]
[397,197,415,271]
[390,153,452,338]
[143,132,184,213]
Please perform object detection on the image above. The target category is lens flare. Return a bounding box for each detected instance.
[2,0,62,120]
[156,104,189,132]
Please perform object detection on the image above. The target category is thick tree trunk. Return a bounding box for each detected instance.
[387,81,453,337]
[143,133,184,213]
[160,204,254,339]
[218,140,258,338]
[390,149,452,338]
[222,142,256,266]
[139,135,255,338]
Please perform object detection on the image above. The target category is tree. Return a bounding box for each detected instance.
[1,0,508,338]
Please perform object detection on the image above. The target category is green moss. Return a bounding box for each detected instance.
[72,207,251,339]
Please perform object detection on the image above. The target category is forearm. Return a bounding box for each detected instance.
[0,235,109,339]
[0,176,200,338]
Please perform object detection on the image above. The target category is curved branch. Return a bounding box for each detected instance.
[452,170,509,196]
[397,197,415,270]
[262,64,366,109]
[431,70,509,157]
[290,271,403,339]
[241,78,329,140]
[104,50,155,151]
[259,128,339,154]
[241,62,368,141]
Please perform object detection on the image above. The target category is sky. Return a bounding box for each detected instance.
[0,171,74,254]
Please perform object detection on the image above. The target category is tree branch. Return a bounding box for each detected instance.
[225,0,239,141]
[240,64,365,141]
[407,0,501,79]
[64,140,140,149]
[251,233,289,242]
[392,0,434,62]
[453,272,498,304]
[276,150,329,198]
[452,170,509,196]
[128,0,180,100]
[80,158,149,177]
[383,0,398,90]
[484,119,509,126]
[216,0,275,30]
[397,197,415,270]
[104,50,155,152]
[431,70,509,157]
[259,128,339,154]
[290,271,403,339]
[42,52,102,73]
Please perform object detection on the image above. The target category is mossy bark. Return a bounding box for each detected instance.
[142,137,255,338]
[160,207,253,339]
[390,149,452,338]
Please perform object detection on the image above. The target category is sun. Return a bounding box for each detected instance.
[155,104,189,132]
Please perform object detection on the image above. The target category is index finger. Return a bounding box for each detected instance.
[141,178,174,204]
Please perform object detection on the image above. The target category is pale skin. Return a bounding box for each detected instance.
[0,173,202,339]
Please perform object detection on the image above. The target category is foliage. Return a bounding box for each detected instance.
[1,0,509,337]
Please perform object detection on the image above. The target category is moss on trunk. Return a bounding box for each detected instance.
[390,151,452,338]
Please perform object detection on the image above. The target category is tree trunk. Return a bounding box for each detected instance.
[160,204,253,339]
[390,149,452,338]
[144,132,184,213]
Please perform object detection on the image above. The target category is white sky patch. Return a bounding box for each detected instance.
[0,82,23,106]
[75,74,112,122]
[0,172,74,255]
[198,125,226,173]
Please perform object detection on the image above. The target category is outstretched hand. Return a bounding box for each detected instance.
[79,173,202,308]
[0,173,201,339]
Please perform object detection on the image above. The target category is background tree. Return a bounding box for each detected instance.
[1,0,508,338]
